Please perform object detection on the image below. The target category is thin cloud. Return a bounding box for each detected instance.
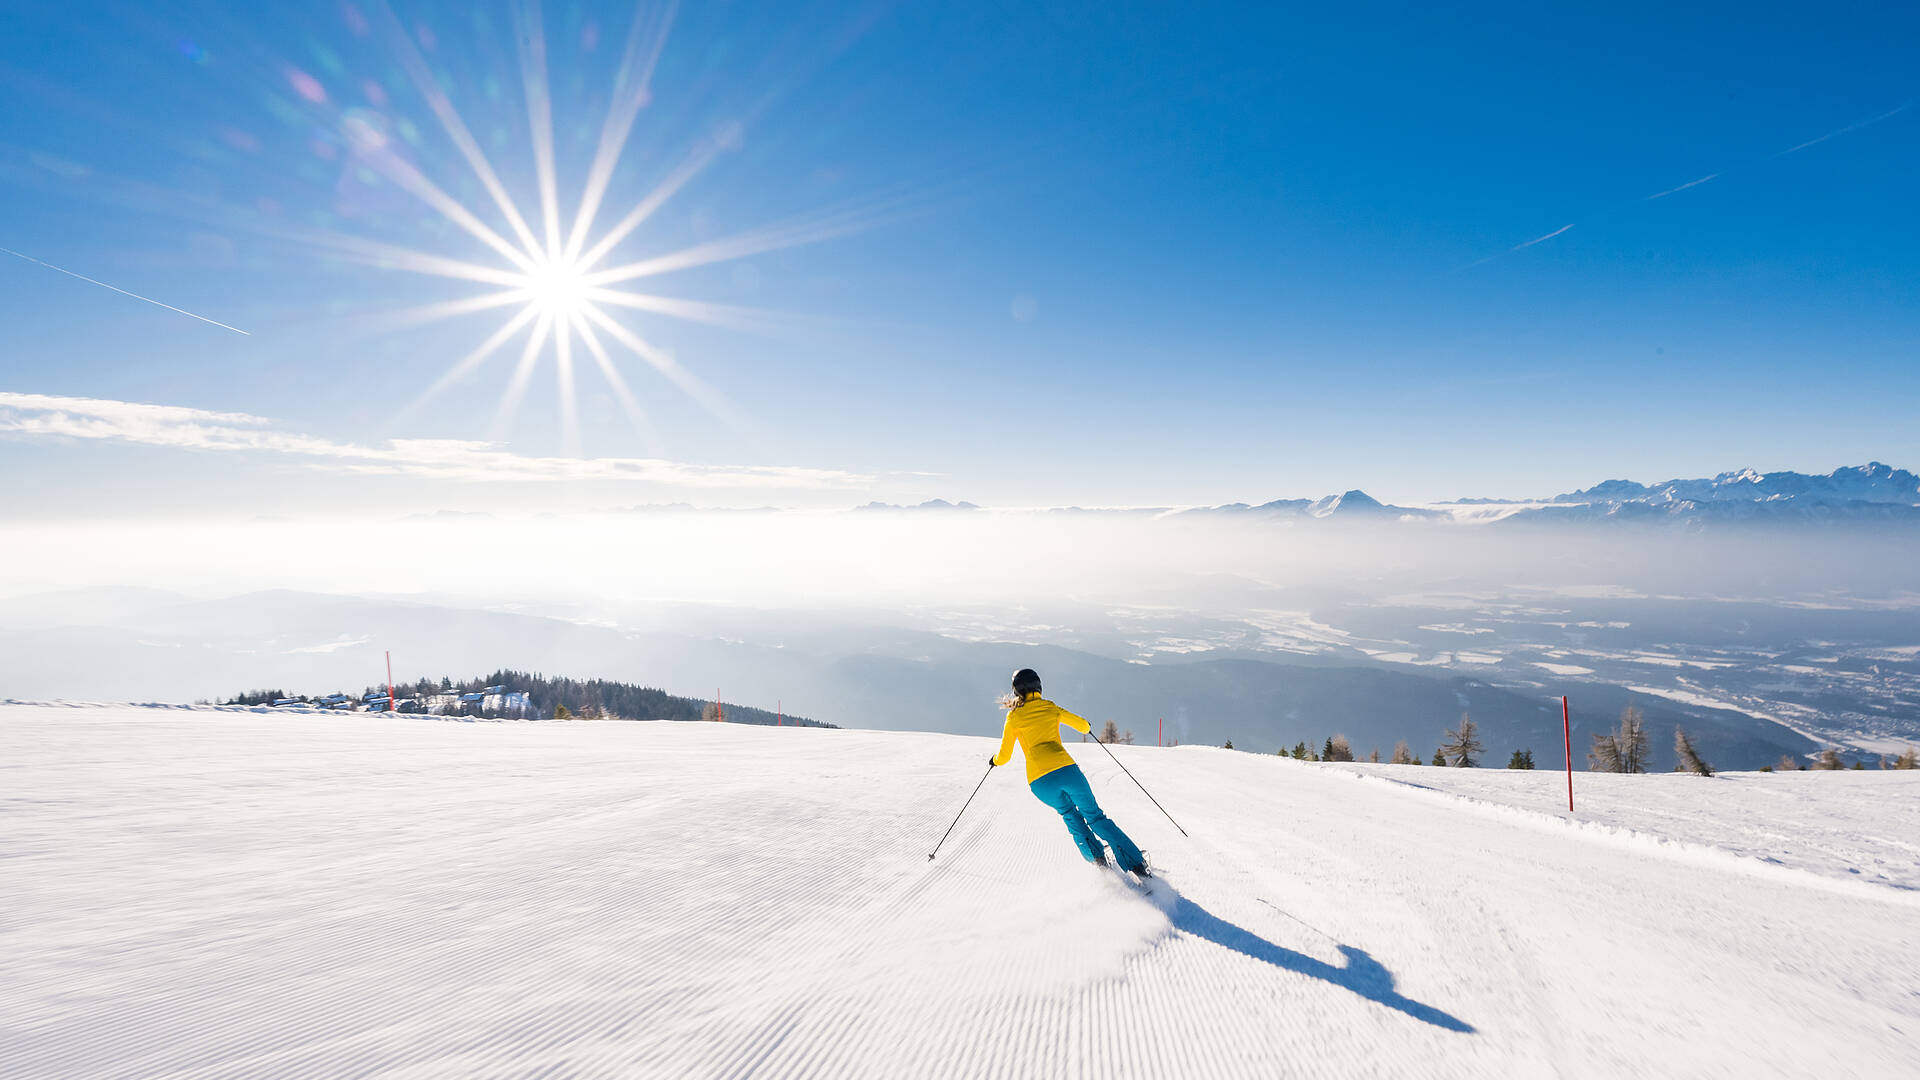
[1644,102,1911,202]
[1511,223,1574,250]
[1457,224,1574,271]
[1645,173,1721,200]
[0,391,869,489]
[1464,100,1908,272]
[1770,102,1909,159]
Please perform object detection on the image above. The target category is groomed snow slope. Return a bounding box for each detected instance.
[4,703,1916,1079]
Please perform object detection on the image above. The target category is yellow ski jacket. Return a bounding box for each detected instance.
[991,696,1093,783]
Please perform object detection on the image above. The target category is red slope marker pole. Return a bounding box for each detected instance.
[1562,695,1574,812]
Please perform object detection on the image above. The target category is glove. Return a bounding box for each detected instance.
[987,755,998,768]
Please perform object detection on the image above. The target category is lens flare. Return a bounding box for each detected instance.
[339,0,882,449]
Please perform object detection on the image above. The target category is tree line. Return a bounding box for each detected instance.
[1215,704,1917,773]
[225,670,835,728]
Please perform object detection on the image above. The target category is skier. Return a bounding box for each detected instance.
[990,668,1150,877]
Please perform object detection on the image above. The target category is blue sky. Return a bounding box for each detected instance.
[2,0,1916,513]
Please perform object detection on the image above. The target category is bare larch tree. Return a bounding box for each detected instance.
[1673,727,1713,776]
[1440,713,1483,768]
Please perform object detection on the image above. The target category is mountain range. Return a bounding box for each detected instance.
[982,463,1920,526]
[1508,462,1920,527]
[1553,462,1920,505]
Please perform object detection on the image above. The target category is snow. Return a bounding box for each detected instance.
[1315,760,1920,893]
[284,634,372,654]
[1624,682,1750,711]
[4,703,1917,1078]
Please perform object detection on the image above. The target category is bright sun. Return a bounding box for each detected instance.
[327,5,885,448]
[521,258,591,321]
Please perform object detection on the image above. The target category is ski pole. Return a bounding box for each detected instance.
[1087,732,1189,837]
[927,760,996,860]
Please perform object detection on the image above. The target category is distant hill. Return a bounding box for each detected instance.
[0,588,1822,768]
[819,648,1814,770]
[227,669,834,728]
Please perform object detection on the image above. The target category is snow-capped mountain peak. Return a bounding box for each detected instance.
[1308,490,1388,518]
[1557,463,1920,507]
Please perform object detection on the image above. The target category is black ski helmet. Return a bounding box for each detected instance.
[1011,668,1042,698]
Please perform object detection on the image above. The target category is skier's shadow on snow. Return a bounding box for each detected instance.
[1170,896,1476,1033]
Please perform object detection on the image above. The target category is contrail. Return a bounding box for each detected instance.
[1647,102,1911,201]
[0,245,250,335]
[1511,223,1573,250]
[1646,172,1721,200]
[1459,100,1908,275]
[1456,223,1574,271]
[1771,102,1909,159]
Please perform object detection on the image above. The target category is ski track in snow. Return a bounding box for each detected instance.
[2,704,1917,1078]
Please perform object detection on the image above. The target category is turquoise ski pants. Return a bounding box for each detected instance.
[1029,764,1145,871]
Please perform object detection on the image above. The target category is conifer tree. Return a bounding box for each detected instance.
[1327,734,1354,762]
[1431,748,1445,766]
[1368,748,1380,763]
[1886,747,1918,770]
[1673,728,1712,776]
[553,703,572,720]
[1290,741,1310,760]
[1391,740,1415,765]
[1323,736,1335,761]
[1223,738,1234,750]
[1440,713,1483,767]
[1811,748,1845,770]
[1507,749,1534,769]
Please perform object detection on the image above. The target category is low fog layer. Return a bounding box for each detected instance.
[5,511,1916,613]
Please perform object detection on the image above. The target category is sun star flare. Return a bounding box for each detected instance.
[334,1,884,451]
